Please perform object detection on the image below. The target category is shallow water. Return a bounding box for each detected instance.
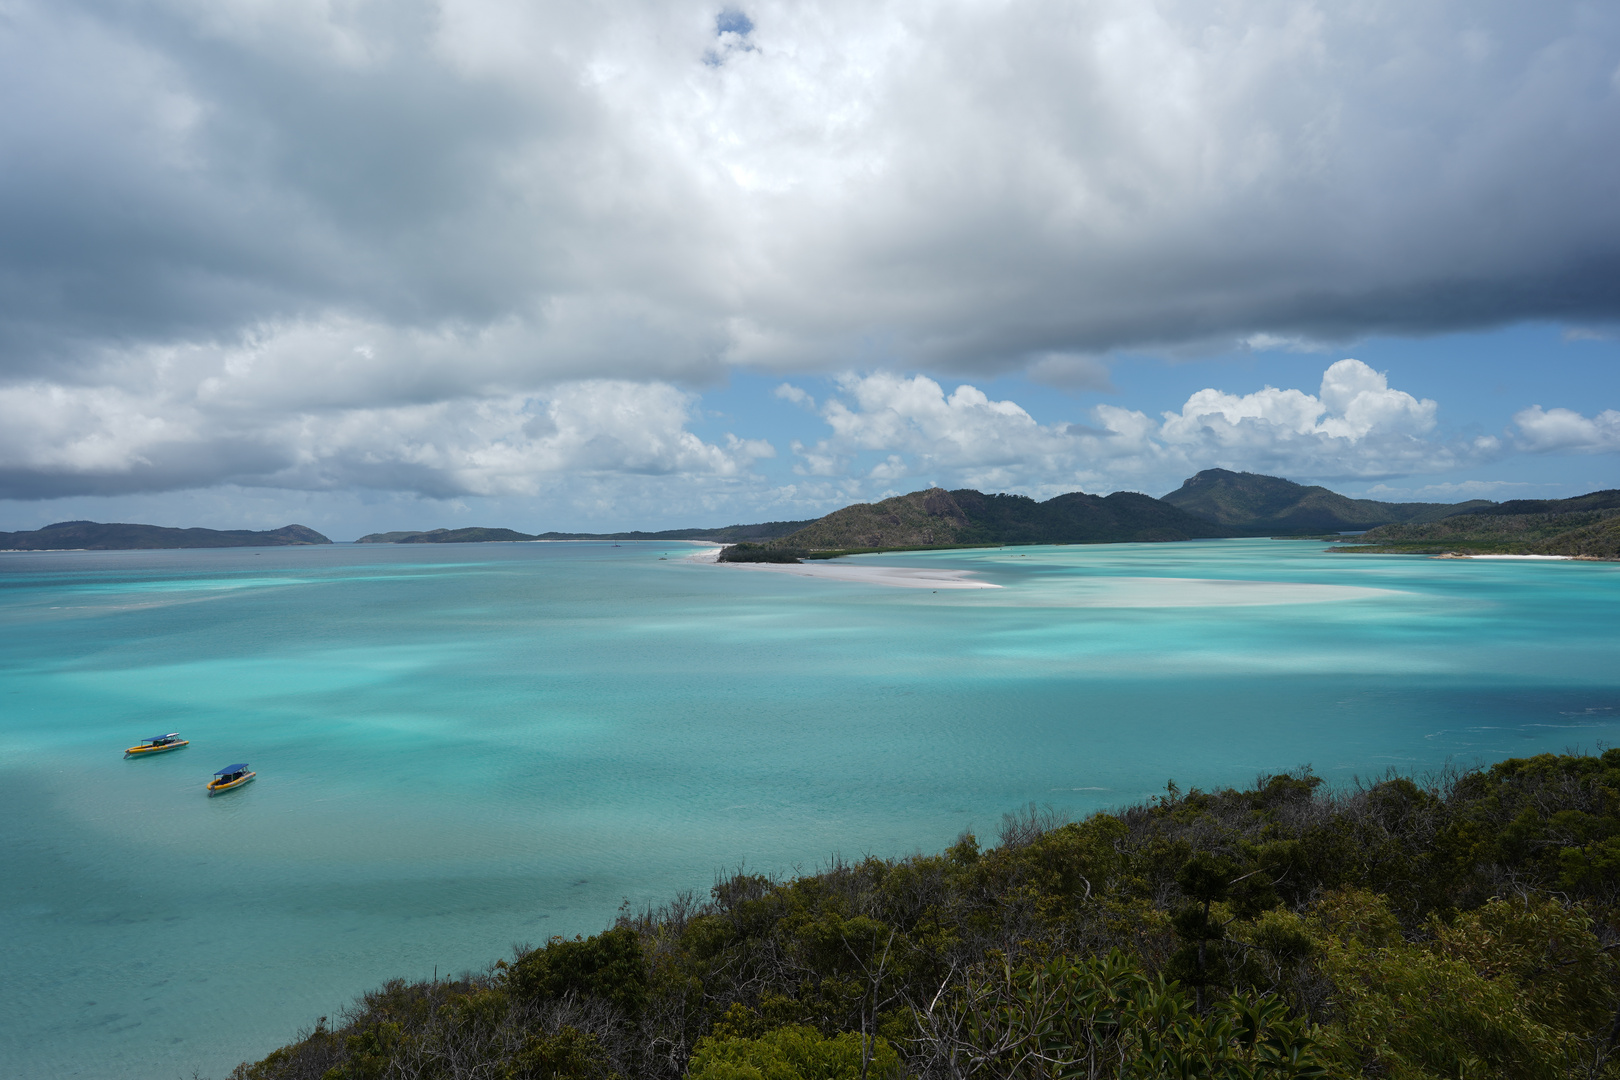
[2,539,1618,1078]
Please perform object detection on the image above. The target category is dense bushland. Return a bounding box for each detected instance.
[232,751,1620,1079]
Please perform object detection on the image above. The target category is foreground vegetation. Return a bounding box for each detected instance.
[233,752,1620,1079]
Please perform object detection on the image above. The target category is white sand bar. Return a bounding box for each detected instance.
[724,561,1002,589]
[1453,554,1573,560]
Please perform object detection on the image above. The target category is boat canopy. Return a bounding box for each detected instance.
[214,764,249,775]
[145,733,180,742]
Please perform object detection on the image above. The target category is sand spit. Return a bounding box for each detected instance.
[727,561,1001,589]
[1435,553,1574,560]
[678,543,998,588]
[681,544,724,564]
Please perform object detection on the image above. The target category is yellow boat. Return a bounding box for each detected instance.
[207,763,256,796]
[125,733,189,757]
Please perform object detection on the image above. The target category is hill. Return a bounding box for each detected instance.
[0,521,330,550]
[721,487,1231,560]
[1161,468,1492,534]
[1336,489,1620,557]
[355,520,815,544]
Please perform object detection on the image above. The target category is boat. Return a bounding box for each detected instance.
[124,733,189,757]
[207,763,256,795]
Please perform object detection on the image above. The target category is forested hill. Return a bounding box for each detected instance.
[734,486,1231,556]
[235,751,1620,1080]
[0,521,330,550]
[1337,488,1620,557]
[1161,468,1493,534]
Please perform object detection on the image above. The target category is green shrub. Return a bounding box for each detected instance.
[508,927,648,1018]
[687,1025,900,1080]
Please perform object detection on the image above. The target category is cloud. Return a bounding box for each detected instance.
[1154,359,1447,472]
[792,361,1491,496]
[0,362,772,499]
[1361,480,1543,500]
[2,0,1619,389]
[2,1,1618,512]
[773,382,816,409]
[1024,353,1114,391]
[1513,405,1620,453]
[1241,334,1331,354]
[795,372,1086,492]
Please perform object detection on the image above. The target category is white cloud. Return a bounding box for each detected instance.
[1513,405,1620,453]
[0,359,773,499]
[773,383,816,409]
[790,361,1487,496]
[797,373,1085,491]
[1158,360,1442,465]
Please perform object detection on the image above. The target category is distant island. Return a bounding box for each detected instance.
[1332,489,1620,557]
[353,470,1529,565]
[7,472,1615,558]
[715,469,1530,562]
[718,486,1230,562]
[0,521,330,551]
[355,520,814,545]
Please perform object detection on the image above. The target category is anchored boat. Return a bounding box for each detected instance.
[207,763,256,796]
[125,733,189,757]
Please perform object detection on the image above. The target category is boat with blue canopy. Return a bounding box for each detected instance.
[125,733,189,757]
[207,763,256,796]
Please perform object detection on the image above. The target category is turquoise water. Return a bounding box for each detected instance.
[3,539,1618,1078]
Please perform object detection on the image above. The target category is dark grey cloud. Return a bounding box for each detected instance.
[0,0,1617,502]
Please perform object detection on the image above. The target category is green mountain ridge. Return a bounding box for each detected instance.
[0,520,330,550]
[1160,468,1494,534]
[719,471,1507,561]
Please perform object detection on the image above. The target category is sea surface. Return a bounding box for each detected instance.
[3,538,1618,1079]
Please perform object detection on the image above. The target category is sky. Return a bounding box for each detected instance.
[1,0,1618,539]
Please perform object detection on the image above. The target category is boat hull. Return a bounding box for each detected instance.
[207,772,256,796]
[125,740,189,757]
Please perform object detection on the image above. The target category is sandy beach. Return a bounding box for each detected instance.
[727,561,1001,589]
[1442,554,1574,560]
[682,544,1000,589]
